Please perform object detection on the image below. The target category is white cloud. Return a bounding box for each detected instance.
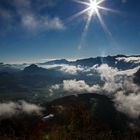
[1,0,65,32]
[0,101,44,118]
[50,79,101,94]
[94,64,139,94]
[115,91,140,119]
[20,101,44,115]
[96,64,118,81]
[48,64,140,95]
[51,84,60,90]
[39,64,84,75]
[22,14,38,30]
[60,65,84,75]
[49,84,61,96]
[21,13,65,31]
[15,0,65,31]
[117,66,140,76]
[49,64,140,119]
[95,64,140,118]
[44,17,65,30]
[39,62,140,77]
[63,79,91,93]
[116,56,140,64]
[0,102,18,117]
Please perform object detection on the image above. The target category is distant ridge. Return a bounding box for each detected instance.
[39,55,140,70]
[40,59,69,65]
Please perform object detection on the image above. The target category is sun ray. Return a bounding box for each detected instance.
[72,0,117,49]
[97,0,106,5]
[74,0,91,6]
[97,6,120,13]
[78,8,93,49]
[95,8,112,36]
[67,7,91,22]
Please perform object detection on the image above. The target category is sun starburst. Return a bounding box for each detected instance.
[71,0,117,49]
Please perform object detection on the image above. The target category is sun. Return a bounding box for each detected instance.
[85,0,99,15]
[72,0,118,31]
[73,0,110,19]
[89,1,98,11]
[72,0,114,35]
[71,0,117,49]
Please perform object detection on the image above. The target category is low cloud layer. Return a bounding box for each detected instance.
[116,56,140,64]
[49,64,140,119]
[1,58,140,119]
[114,92,140,119]
[63,79,100,93]
[40,64,85,75]
[0,101,44,118]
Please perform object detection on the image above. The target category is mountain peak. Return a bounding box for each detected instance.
[23,64,45,73]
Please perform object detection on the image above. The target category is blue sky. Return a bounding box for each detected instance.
[0,0,140,63]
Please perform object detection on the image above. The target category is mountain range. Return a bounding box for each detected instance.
[0,54,139,101]
[0,55,140,139]
[39,55,140,70]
